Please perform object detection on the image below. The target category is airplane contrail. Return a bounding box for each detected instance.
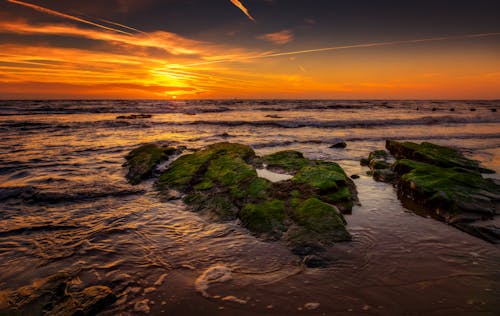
[230,0,255,21]
[182,32,500,67]
[7,0,135,36]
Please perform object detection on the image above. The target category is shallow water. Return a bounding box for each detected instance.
[0,100,499,315]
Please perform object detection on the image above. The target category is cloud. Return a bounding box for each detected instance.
[229,0,255,21]
[7,0,135,35]
[257,29,294,45]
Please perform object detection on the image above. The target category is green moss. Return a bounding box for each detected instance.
[247,178,271,200]
[368,150,389,161]
[241,199,286,234]
[325,186,351,202]
[159,142,256,191]
[386,140,494,173]
[369,159,391,170]
[156,142,357,255]
[290,198,351,242]
[125,144,175,185]
[206,155,257,187]
[262,150,309,172]
[193,179,213,190]
[293,162,347,192]
[158,150,213,190]
[289,197,302,208]
[397,159,489,198]
[290,190,301,198]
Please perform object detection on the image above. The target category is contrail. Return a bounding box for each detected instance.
[183,32,500,67]
[230,0,255,21]
[7,0,135,36]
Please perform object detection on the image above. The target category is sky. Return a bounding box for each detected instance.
[1,0,500,99]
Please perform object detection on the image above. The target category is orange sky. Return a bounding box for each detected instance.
[1,1,500,99]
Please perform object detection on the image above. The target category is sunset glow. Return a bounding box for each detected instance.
[1,0,499,99]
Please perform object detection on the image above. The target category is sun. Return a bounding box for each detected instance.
[172,95,177,99]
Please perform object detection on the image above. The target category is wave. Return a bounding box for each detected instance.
[187,116,500,129]
[0,185,145,204]
[0,100,498,115]
[251,133,500,149]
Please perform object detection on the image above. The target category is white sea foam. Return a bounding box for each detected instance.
[194,264,232,297]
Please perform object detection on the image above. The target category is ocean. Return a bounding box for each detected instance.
[0,99,499,315]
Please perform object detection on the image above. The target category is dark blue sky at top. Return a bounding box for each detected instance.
[2,0,500,48]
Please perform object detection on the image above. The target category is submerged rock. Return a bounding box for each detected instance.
[155,142,357,262]
[361,149,396,182]
[116,114,152,120]
[362,140,500,243]
[6,273,116,315]
[330,141,347,149]
[124,143,179,185]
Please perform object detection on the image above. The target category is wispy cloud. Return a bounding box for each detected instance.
[229,0,255,21]
[7,0,135,35]
[185,32,500,66]
[257,29,294,45]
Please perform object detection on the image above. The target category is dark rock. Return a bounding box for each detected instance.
[360,149,395,183]
[116,114,152,120]
[6,273,116,315]
[386,140,494,173]
[470,108,476,112]
[303,255,330,268]
[265,114,283,119]
[156,142,357,257]
[367,140,500,243]
[432,107,437,111]
[450,108,455,111]
[124,144,180,185]
[350,174,360,179]
[492,108,497,112]
[330,141,347,149]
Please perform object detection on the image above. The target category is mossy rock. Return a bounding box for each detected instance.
[293,162,347,192]
[155,142,358,261]
[366,141,500,243]
[361,149,396,183]
[262,150,309,173]
[395,159,499,221]
[241,199,286,235]
[386,140,494,173]
[293,198,349,237]
[158,142,255,191]
[124,143,177,185]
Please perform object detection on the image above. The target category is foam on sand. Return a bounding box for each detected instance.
[195,264,232,297]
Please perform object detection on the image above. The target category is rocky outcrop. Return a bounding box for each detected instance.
[362,140,500,243]
[153,143,358,264]
[123,143,179,185]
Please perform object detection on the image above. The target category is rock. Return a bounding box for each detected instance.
[124,144,179,185]
[156,142,357,259]
[367,141,500,243]
[262,150,308,173]
[386,140,494,173]
[360,149,395,183]
[116,114,152,120]
[265,114,283,119]
[330,141,347,149]
[7,273,116,315]
[350,174,360,179]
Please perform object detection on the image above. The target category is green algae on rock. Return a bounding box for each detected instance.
[124,143,178,185]
[155,143,357,262]
[362,140,500,243]
[386,140,495,173]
